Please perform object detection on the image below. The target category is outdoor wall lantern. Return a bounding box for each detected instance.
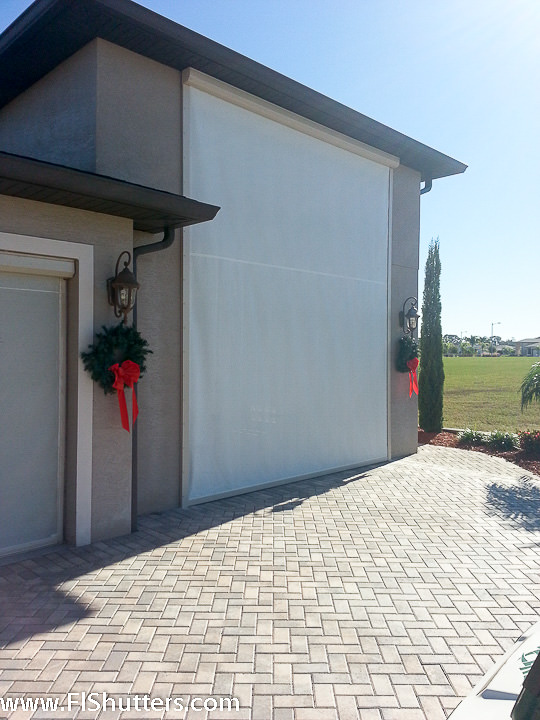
[107,251,140,324]
[400,296,420,336]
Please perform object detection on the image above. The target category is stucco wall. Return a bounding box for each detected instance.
[95,40,182,193]
[0,195,134,543]
[0,38,188,528]
[0,42,97,170]
[134,230,183,515]
[0,39,182,194]
[389,165,421,459]
[0,38,185,521]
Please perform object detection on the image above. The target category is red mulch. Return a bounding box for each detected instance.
[418,430,540,478]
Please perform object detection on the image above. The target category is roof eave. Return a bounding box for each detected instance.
[0,0,467,182]
[0,151,220,233]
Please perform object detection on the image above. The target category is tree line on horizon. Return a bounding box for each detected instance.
[441,334,517,356]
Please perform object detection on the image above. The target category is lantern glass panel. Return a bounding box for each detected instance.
[118,287,130,309]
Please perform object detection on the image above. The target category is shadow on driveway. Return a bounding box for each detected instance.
[486,476,540,532]
[0,466,371,648]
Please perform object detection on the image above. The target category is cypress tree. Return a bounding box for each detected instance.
[418,238,444,431]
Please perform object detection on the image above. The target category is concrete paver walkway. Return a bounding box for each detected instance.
[1,445,540,719]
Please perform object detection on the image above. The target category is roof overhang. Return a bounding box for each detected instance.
[0,151,220,232]
[0,0,467,182]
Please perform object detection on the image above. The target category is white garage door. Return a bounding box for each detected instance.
[0,264,68,557]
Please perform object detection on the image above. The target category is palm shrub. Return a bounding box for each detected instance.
[418,239,444,431]
[521,362,540,411]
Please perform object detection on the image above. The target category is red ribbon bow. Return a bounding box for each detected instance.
[406,357,419,398]
[108,360,140,432]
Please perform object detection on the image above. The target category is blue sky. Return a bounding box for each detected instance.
[1,0,538,340]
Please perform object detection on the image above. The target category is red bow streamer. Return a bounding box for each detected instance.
[406,357,419,398]
[108,360,140,432]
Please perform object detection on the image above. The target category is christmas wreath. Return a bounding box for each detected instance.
[81,324,151,393]
[81,324,152,431]
[396,335,419,397]
[396,335,418,373]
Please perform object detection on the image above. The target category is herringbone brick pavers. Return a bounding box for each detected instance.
[1,445,540,719]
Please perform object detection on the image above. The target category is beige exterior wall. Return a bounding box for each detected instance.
[389,165,421,459]
[0,194,134,542]
[0,38,186,524]
[0,42,98,170]
[0,39,182,194]
[95,40,182,193]
[134,231,183,515]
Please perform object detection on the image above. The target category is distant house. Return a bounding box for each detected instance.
[472,343,484,356]
[0,0,466,557]
[515,338,540,357]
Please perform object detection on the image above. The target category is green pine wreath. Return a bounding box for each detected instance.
[396,335,418,373]
[81,324,152,394]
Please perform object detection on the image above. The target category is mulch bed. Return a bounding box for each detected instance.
[418,429,540,478]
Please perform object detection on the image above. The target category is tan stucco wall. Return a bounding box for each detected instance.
[0,38,186,521]
[93,41,184,512]
[0,195,134,543]
[0,39,182,194]
[389,165,421,459]
[134,231,183,514]
[0,42,98,170]
[0,38,187,528]
[95,40,182,193]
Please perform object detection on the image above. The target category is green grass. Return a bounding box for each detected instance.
[441,357,540,432]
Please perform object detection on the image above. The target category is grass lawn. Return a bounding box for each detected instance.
[441,357,540,432]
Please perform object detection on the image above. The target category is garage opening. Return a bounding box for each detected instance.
[0,253,74,557]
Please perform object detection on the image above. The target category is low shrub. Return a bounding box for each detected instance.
[457,428,486,446]
[457,426,540,455]
[518,430,540,455]
[486,431,519,452]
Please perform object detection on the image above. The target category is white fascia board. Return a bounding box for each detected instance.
[182,68,400,169]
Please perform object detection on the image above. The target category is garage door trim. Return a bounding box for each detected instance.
[0,232,93,547]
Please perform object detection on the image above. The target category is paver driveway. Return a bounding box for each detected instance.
[1,445,540,719]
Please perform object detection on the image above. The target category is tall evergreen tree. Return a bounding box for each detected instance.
[418,238,444,431]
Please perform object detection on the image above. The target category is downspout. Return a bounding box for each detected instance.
[131,226,175,531]
[420,177,432,195]
[134,225,175,262]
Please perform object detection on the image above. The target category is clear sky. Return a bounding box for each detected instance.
[1,0,538,340]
